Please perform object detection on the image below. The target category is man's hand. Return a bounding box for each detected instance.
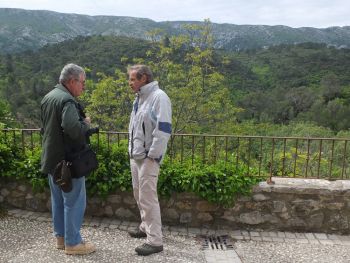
[84,117,91,125]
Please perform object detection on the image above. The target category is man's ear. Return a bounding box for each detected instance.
[141,74,148,84]
[66,78,74,87]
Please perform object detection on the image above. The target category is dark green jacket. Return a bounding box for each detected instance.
[40,84,90,174]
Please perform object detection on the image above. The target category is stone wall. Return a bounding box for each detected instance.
[1,177,350,234]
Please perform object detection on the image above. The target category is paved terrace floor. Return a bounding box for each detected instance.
[1,209,350,263]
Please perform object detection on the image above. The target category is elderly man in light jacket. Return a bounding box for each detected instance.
[127,64,172,256]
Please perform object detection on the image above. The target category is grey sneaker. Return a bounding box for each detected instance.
[128,228,147,238]
[135,243,163,256]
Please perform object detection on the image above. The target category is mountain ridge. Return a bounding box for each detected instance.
[1,8,350,53]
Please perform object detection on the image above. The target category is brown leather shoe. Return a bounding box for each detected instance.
[56,237,64,249]
[65,242,96,255]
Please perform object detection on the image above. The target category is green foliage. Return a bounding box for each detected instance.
[0,133,47,192]
[191,164,262,207]
[86,138,132,198]
[0,132,262,207]
[20,147,47,192]
[159,159,262,207]
[2,24,350,132]
[0,99,17,128]
[83,70,133,131]
[0,134,24,178]
[142,20,241,134]
[0,36,151,127]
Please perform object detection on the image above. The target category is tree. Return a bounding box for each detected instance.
[83,70,133,131]
[144,20,240,134]
[320,73,341,103]
[0,99,16,128]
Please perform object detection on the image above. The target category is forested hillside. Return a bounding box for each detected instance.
[1,23,350,136]
[224,43,350,131]
[0,35,151,125]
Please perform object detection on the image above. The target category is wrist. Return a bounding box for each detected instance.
[147,156,155,161]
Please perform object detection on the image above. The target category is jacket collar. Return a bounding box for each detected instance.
[55,83,75,99]
[138,81,159,98]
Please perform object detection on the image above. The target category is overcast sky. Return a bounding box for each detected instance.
[0,0,349,28]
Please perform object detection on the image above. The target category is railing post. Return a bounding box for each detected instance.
[341,140,347,179]
[282,138,286,176]
[258,137,263,177]
[202,136,206,164]
[293,139,299,177]
[305,139,311,178]
[192,136,195,165]
[247,138,251,176]
[21,130,25,155]
[329,140,335,180]
[267,138,275,185]
[180,135,184,164]
[225,136,228,167]
[317,139,322,179]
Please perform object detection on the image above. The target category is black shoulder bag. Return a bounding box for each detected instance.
[68,144,98,178]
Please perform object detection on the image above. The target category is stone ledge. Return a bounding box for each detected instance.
[3,177,350,233]
[260,177,350,189]
[257,177,350,195]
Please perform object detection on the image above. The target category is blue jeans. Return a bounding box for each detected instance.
[48,175,86,246]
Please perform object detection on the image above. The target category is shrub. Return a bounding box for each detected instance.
[0,135,263,207]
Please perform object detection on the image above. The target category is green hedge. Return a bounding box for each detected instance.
[0,134,263,207]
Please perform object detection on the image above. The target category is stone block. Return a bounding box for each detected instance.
[25,193,33,199]
[288,218,306,228]
[180,212,192,223]
[307,212,324,228]
[88,197,102,204]
[292,199,320,216]
[328,213,348,230]
[273,201,287,213]
[175,201,192,210]
[123,196,136,205]
[1,188,10,197]
[325,202,345,210]
[221,211,236,222]
[18,185,27,192]
[239,211,264,225]
[104,206,114,217]
[107,195,121,204]
[197,212,213,222]
[196,201,218,212]
[11,190,25,198]
[163,208,179,220]
[253,194,270,201]
[114,207,136,219]
[7,198,26,209]
[25,198,43,211]
[34,192,48,200]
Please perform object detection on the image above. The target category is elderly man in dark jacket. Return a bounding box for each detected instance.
[41,63,95,255]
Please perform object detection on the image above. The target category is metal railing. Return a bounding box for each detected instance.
[2,129,350,182]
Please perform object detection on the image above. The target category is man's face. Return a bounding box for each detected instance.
[128,70,147,93]
[67,73,85,97]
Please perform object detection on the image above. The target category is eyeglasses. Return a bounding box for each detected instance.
[75,79,86,86]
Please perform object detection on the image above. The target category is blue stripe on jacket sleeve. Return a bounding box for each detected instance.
[158,122,172,134]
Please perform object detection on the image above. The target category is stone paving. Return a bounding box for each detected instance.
[2,208,350,262]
